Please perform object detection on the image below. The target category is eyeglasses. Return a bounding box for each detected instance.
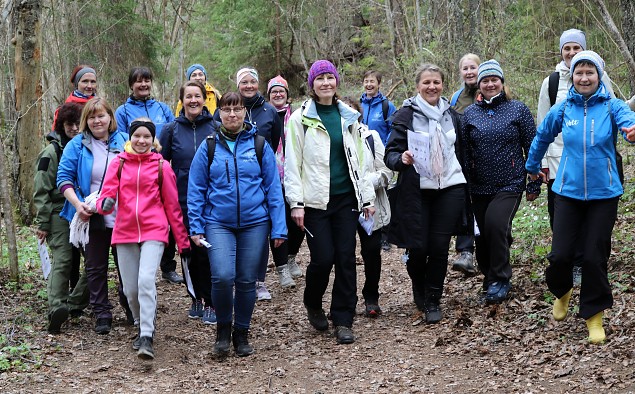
[270,90,286,96]
[220,106,245,114]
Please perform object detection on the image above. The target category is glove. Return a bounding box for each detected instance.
[101,197,116,212]
[180,247,191,259]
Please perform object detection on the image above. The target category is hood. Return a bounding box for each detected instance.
[244,93,266,109]
[301,99,360,131]
[126,95,157,107]
[176,107,215,125]
[555,61,571,79]
[118,150,163,163]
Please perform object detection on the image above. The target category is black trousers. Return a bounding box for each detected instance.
[357,225,382,303]
[164,231,212,306]
[407,185,464,301]
[546,194,617,319]
[303,192,358,327]
[471,192,522,288]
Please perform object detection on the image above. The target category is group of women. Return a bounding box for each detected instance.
[35,27,635,363]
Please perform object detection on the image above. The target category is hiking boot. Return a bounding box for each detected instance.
[452,251,477,275]
[202,306,217,325]
[256,282,272,301]
[364,301,382,318]
[48,306,69,334]
[424,301,442,324]
[586,312,606,344]
[213,323,232,356]
[276,265,296,288]
[132,334,142,350]
[162,270,184,284]
[137,336,155,360]
[287,254,302,278]
[334,326,355,344]
[553,288,573,321]
[484,281,511,304]
[94,317,112,335]
[306,306,329,331]
[381,239,391,252]
[69,309,84,319]
[188,299,204,319]
[232,327,254,357]
[572,266,582,288]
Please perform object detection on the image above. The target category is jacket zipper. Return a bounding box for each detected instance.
[135,158,142,242]
[225,160,230,183]
[590,118,595,146]
[192,122,197,155]
[583,101,588,199]
[233,153,241,227]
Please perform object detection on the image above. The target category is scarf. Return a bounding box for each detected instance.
[219,125,243,141]
[413,94,453,178]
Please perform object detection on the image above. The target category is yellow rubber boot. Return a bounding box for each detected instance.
[586,312,606,344]
[552,288,573,321]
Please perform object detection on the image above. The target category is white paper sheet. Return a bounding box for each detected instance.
[358,212,374,236]
[407,130,432,177]
[38,239,51,279]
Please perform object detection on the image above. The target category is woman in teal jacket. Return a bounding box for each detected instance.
[188,92,286,358]
[526,51,635,344]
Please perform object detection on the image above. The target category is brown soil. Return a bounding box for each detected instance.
[2,243,635,393]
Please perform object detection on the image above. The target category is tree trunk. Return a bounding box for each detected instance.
[14,0,42,223]
[0,137,19,282]
[621,0,635,94]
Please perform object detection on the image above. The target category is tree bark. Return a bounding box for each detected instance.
[593,0,635,86]
[621,0,635,93]
[14,0,42,222]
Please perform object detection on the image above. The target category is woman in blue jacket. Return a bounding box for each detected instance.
[463,60,541,304]
[159,81,218,324]
[526,51,635,344]
[57,97,128,335]
[188,92,286,358]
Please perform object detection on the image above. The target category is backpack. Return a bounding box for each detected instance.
[548,71,560,107]
[117,157,164,188]
[450,88,464,107]
[206,131,266,169]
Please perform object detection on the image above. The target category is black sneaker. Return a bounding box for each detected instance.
[306,306,329,331]
[137,336,154,360]
[424,302,442,324]
[381,240,391,251]
[162,270,184,284]
[364,301,382,318]
[334,326,355,344]
[232,327,254,357]
[48,306,69,334]
[94,317,112,335]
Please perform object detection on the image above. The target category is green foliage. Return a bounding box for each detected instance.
[0,334,41,372]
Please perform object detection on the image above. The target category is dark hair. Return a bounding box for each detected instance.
[218,91,243,108]
[179,81,207,103]
[54,102,83,135]
[342,96,363,122]
[415,64,445,84]
[128,67,153,88]
[309,91,340,105]
[70,64,94,86]
[363,70,382,84]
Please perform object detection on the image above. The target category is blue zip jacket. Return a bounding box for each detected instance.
[187,123,287,240]
[159,109,219,227]
[213,93,283,153]
[56,131,127,222]
[526,82,635,200]
[115,96,175,139]
[463,92,541,195]
[360,92,397,145]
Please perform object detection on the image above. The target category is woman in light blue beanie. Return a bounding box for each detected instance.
[526,50,635,344]
[175,63,221,115]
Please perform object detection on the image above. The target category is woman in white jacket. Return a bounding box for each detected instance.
[285,60,375,345]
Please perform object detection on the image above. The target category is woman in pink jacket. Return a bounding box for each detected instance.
[97,117,190,360]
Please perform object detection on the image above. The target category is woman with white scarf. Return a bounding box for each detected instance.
[384,64,469,324]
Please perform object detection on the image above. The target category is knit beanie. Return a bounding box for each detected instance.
[559,29,587,53]
[186,64,207,80]
[129,120,156,141]
[236,67,259,86]
[570,50,604,79]
[308,60,340,90]
[74,67,96,88]
[267,75,289,96]
[477,59,504,85]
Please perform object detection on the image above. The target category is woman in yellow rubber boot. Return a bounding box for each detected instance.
[526,51,635,344]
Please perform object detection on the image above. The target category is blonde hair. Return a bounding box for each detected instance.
[130,116,162,152]
[79,97,117,134]
[458,53,481,71]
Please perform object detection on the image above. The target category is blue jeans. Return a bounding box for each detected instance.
[206,221,270,329]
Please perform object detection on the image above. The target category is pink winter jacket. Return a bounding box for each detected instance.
[97,151,190,252]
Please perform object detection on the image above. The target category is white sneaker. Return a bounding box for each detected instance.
[256,281,272,301]
[287,254,303,278]
[276,265,296,288]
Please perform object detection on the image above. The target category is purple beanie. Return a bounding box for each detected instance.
[308,60,340,90]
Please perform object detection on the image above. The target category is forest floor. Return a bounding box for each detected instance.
[1,234,635,393]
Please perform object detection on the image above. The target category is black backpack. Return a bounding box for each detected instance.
[206,131,266,169]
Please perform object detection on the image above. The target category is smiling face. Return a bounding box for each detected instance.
[63,121,80,140]
[460,59,479,87]
[313,73,338,104]
[183,85,205,120]
[416,70,444,106]
[77,73,97,96]
[238,76,259,99]
[131,77,152,99]
[562,42,583,68]
[219,105,246,132]
[269,87,288,109]
[87,109,111,141]
[130,126,153,154]
[479,76,503,101]
[363,76,380,98]
[188,69,206,84]
[572,63,599,98]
